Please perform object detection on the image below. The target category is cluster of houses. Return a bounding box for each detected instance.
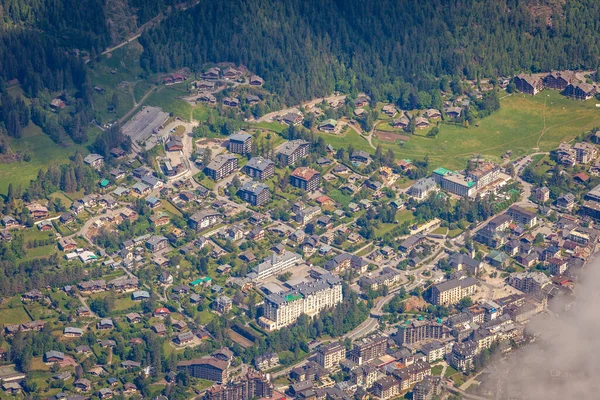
[514,70,598,100]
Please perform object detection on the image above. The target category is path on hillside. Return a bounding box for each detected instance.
[118,86,161,127]
[535,95,548,149]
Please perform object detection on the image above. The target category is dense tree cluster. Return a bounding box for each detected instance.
[139,0,600,105]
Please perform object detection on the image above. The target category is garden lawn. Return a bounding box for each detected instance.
[0,306,32,324]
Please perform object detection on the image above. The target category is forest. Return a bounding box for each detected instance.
[138,0,600,105]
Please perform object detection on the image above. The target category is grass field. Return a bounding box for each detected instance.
[316,129,373,154]
[144,86,192,120]
[0,306,32,324]
[431,365,444,376]
[0,123,92,194]
[374,91,600,170]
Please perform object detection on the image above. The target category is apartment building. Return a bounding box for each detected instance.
[412,376,442,400]
[316,342,346,370]
[189,210,219,231]
[260,274,343,330]
[348,335,388,365]
[276,139,310,167]
[507,205,537,228]
[508,271,551,295]
[395,320,449,345]
[228,132,253,155]
[177,357,229,383]
[204,154,239,181]
[205,370,273,400]
[251,250,302,281]
[392,360,432,391]
[243,157,275,181]
[449,341,478,373]
[467,162,500,189]
[408,177,438,200]
[290,167,321,191]
[372,376,400,400]
[430,277,478,306]
[432,168,476,197]
[358,267,403,291]
[237,181,270,206]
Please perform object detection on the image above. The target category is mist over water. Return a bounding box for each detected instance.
[481,256,600,399]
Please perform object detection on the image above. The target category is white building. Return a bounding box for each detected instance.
[260,274,343,330]
[251,250,302,280]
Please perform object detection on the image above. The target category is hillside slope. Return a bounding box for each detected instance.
[138,0,600,104]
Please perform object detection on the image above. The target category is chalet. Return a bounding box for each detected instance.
[223,66,242,80]
[59,237,78,252]
[153,323,167,335]
[123,383,137,395]
[121,360,142,370]
[132,182,151,196]
[354,96,369,107]
[76,345,92,354]
[84,153,105,169]
[146,196,162,208]
[381,104,397,117]
[514,73,543,95]
[45,350,65,363]
[222,97,240,107]
[74,379,92,392]
[415,117,430,128]
[197,93,217,104]
[97,318,114,330]
[201,67,220,80]
[2,382,21,395]
[544,71,577,90]
[132,290,150,301]
[351,150,371,164]
[165,137,184,151]
[445,107,463,119]
[246,94,261,104]
[110,147,126,158]
[126,312,142,323]
[50,97,66,110]
[319,119,338,133]
[250,75,264,86]
[281,112,303,126]
[565,82,597,100]
[424,108,442,119]
[38,220,53,231]
[64,327,84,337]
[154,307,171,318]
[27,203,49,219]
[175,331,195,345]
[1,216,18,228]
[146,235,169,252]
[141,174,163,190]
[391,116,409,128]
[78,280,107,293]
[248,226,265,240]
[99,388,113,399]
[173,319,188,331]
[150,212,170,227]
